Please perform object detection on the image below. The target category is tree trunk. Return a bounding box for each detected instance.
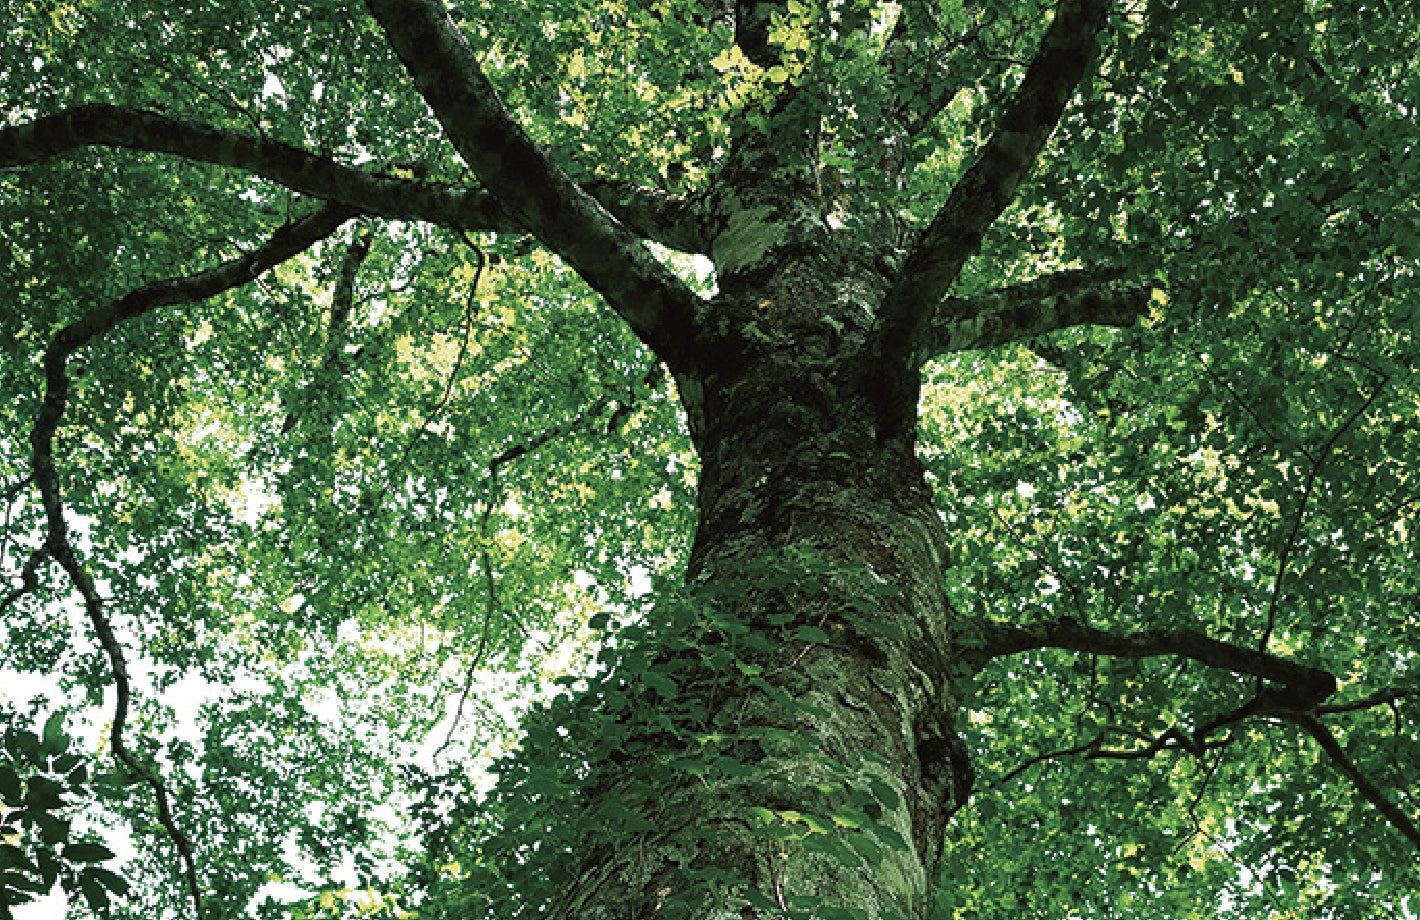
[496,243,969,920]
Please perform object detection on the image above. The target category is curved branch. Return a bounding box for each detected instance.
[968,617,1337,709]
[924,267,1151,355]
[363,0,701,373]
[869,0,1108,430]
[974,621,1418,851]
[0,105,713,254]
[30,203,354,919]
[0,104,521,232]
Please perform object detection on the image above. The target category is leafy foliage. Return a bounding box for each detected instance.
[0,709,129,919]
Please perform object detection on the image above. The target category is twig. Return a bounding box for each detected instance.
[987,733,1105,789]
[369,232,486,508]
[432,496,499,761]
[1258,372,1388,655]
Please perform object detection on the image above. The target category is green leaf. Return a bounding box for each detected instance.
[24,776,65,812]
[0,765,20,807]
[87,866,130,896]
[63,842,115,863]
[78,871,109,914]
[33,813,68,847]
[40,712,68,756]
[794,625,830,644]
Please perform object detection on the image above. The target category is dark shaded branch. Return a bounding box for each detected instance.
[969,617,1337,708]
[924,267,1151,355]
[1287,712,1420,851]
[871,0,1109,412]
[0,104,521,232]
[1319,687,1420,716]
[30,203,353,919]
[0,104,713,253]
[1088,726,1232,761]
[282,222,376,434]
[364,0,701,373]
[582,179,713,255]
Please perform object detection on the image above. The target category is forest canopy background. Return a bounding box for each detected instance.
[0,0,1418,918]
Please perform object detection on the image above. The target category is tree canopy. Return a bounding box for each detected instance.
[0,0,1417,918]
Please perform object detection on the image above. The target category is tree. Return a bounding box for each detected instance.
[0,0,1416,916]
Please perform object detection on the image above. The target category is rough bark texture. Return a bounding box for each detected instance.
[533,179,969,917]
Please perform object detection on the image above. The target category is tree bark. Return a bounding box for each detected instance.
[490,225,968,918]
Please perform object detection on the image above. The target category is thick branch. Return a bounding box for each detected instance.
[925,267,1150,355]
[30,203,353,919]
[969,617,1337,708]
[0,104,714,253]
[871,0,1108,412]
[582,179,713,255]
[364,0,700,372]
[0,104,521,232]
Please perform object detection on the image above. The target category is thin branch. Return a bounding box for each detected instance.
[1319,687,1420,716]
[1286,712,1420,851]
[925,266,1151,356]
[987,733,1105,788]
[1174,747,1228,855]
[432,491,499,762]
[282,222,377,434]
[0,104,518,233]
[29,203,353,919]
[1198,355,1296,459]
[881,2,994,137]
[363,0,701,373]
[869,0,1109,428]
[968,617,1337,709]
[377,232,485,493]
[1258,371,1388,654]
